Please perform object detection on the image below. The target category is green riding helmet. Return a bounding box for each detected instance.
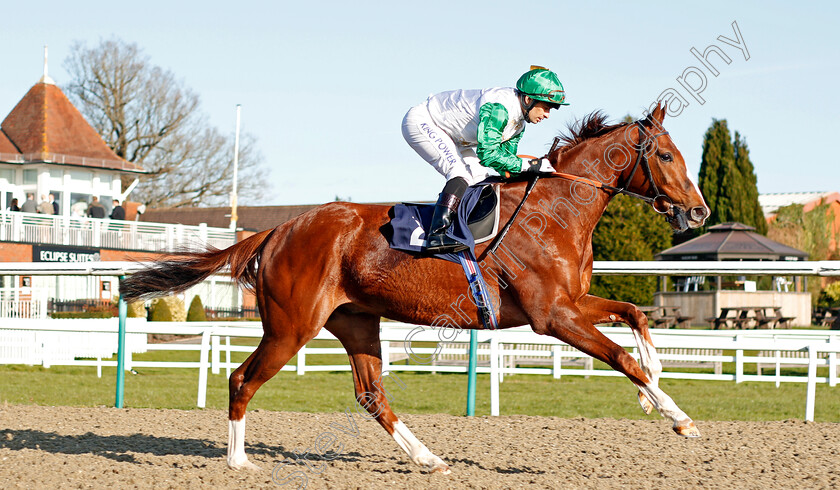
[516,66,569,107]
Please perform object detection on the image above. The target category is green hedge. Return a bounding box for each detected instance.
[51,310,115,319]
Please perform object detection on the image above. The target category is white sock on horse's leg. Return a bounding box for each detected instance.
[632,330,662,386]
[638,384,700,437]
[391,420,451,474]
[227,417,261,470]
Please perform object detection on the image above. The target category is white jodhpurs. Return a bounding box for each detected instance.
[401,103,493,186]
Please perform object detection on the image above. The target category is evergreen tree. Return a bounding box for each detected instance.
[590,194,673,305]
[733,132,767,234]
[698,119,767,233]
[698,119,737,226]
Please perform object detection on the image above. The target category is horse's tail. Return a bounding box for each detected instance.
[120,228,274,302]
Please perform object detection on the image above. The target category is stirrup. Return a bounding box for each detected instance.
[425,233,468,254]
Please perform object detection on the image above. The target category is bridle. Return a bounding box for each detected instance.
[547,120,673,215]
[489,119,683,255]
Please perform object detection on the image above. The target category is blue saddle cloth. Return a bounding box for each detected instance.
[386,183,493,264]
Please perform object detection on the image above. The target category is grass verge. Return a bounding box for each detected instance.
[1,347,838,422]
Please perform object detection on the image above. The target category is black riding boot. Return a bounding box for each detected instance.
[425,178,468,253]
[426,193,466,253]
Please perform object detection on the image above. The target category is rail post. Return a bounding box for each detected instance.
[466,329,478,416]
[115,277,127,408]
[805,345,817,422]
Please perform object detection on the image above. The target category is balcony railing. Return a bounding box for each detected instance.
[0,151,142,172]
[0,210,235,253]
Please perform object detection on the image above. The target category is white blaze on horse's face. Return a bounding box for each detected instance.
[648,135,710,231]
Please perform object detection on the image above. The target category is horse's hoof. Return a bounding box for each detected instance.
[673,422,701,438]
[638,391,654,415]
[228,458,262,471]
[429,462,451,475]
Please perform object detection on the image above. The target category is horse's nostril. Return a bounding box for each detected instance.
[690,207,708,221]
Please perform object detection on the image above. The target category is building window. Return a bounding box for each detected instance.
[50,169,64,188]
[23,169,38,185]
[100,195,113,216]
[70,170,92,186]
[0,168,14,184]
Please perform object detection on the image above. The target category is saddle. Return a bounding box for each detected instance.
[386,183,501,262]
[465,184,501,244]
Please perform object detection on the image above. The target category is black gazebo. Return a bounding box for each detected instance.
[653,222,811,326]
[656,222,808,262]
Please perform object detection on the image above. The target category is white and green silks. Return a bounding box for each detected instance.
[402,87,527,184]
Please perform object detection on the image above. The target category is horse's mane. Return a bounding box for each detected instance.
[556,110,633,153]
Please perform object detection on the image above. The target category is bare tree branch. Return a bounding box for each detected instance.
[63,37,267,208]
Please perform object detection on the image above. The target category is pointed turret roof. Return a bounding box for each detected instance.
[0,80,144,173]
[0,129,18,154]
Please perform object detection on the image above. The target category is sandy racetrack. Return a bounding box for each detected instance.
[1,405,838,489]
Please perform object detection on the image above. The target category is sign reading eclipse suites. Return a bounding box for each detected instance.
[33,245,101,263]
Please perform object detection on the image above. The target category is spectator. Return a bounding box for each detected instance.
[20,193,37,213]
[37,194,54,215]
[110,200,126,220]
[87,196,106,219]
[70,201,87,218]
[49,193,59,214]
[8,198,20,211]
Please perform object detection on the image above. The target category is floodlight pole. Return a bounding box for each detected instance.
[230,104,241,231]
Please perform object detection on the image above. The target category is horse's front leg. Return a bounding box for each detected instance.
[527,296,699,437]
[575,294,662,415]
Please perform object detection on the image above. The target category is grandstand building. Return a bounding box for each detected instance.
[0,67,246,316]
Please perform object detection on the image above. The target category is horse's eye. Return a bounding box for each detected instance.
[660,153,673,163]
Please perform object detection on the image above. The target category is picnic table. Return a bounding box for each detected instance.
[705,306,794,329]
[639,306,694,329]
[814,307,840,328]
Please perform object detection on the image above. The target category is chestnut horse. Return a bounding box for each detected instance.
[121,103,709,474]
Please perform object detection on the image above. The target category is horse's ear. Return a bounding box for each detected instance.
[652,101,666,123]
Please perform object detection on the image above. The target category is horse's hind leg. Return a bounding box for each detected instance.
[227,310,319,470]
[576,294,662,415]
[325,308,451,474]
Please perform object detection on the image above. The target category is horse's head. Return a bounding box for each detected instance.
[619,103,709,232]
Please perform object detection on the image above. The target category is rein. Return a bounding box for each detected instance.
[483,120,672,257]
[486,174,540,255]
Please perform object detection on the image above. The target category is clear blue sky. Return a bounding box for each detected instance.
[1,1,838,206]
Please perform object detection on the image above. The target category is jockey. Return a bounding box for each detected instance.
[402,66,568,253]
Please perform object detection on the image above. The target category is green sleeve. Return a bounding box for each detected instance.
[476,103,525,174]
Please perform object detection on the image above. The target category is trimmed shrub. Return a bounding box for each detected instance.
[127,301,146,318]
[187,296,207,322]
[169,296,186,322]
[149,297,173,321]
[149,296,186,322]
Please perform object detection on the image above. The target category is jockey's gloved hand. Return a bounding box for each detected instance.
[520,157,554,175]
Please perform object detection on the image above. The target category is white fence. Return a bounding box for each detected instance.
[0,210,235,252]
[0,287,49,318]
[1,320,838,421]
